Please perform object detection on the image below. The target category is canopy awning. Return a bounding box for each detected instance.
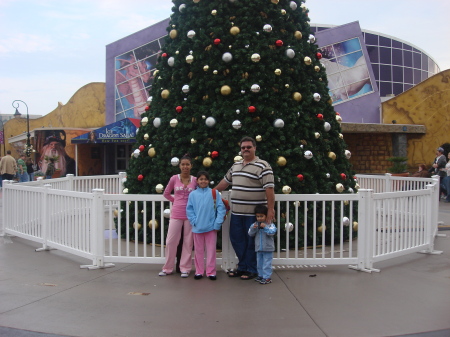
[71,118,140,144]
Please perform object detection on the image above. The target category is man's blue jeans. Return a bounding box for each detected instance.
[229,214,257,274]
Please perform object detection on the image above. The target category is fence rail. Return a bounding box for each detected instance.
[1,174,442,273]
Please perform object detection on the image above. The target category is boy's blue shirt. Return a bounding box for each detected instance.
[248,221,277,252]
[186,187,226,233]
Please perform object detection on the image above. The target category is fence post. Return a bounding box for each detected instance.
[81,189,115,269]
[66,174,74,191]
[220,191,238,272]
[384,173,392,192]
[419,183,443,255]
[36,184,54,252]
[118,172,126,194]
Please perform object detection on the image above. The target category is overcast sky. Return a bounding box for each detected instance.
[1,0,449,118]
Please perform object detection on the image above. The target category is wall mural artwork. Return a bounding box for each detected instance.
[319,38,374,105]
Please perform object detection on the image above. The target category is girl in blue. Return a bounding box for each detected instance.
[248,205,277,284]
[186,171,226,280]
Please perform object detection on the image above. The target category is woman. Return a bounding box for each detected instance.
[159,155,197,278]
[411,164,431,178]
[26,158,35,182]
[442,153,450,202]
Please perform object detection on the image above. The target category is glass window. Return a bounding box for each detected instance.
[392,39,402,49]
[403,44,412,51]
[404,67,413,83]
[393,83,403,95]
[318,27,328,31]
[392,48,403,66]
[392,66,403,83]
[413,69,422,83]
[379,36,391,47]
[380,64,392,81]
[403,50,413,67]
[135,41,161,61]
[421,71,428,81]
[412,47,420,53]
[367,46,379,63]
[116,145,133,172]
[422,54,429,71]
[379,47,392,64]
[413,53,421,69]
[371,63,380,80]
[404,83,413,91]
[379,82,392,96]
[364,33,378,45]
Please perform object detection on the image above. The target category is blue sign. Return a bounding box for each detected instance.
[72,118,140,144]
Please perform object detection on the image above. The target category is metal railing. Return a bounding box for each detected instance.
[1,174,442,273]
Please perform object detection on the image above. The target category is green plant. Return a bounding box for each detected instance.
[387,156,408,173]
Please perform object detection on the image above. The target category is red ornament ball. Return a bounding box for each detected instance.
[275,40,284,47]
[214,38,221,45]
[335,112,340,115]
[138,174,144,181]
[145,106,150,111]
[176,106,183,113]
[161,53,168,58]
[248,106,256,113]
[340,173,347,180]
[297,174,304,181]
[317,114,324,120]
[316,52,322,59]
[139,145,145,152]
[211,151,219,158]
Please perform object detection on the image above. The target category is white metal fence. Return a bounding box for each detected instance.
[1,173,442,273]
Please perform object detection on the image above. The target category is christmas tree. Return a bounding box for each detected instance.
[121,0,358,247]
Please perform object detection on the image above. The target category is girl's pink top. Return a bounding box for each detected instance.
[163,174,197,219]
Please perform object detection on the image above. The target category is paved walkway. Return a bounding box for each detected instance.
[1,191,450,337]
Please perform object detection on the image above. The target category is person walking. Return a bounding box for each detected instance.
[186,171,226,280]
[159,155,197,278]
[26,157,35,182]
[17,155,29,182]
[215,136,275,280]
[0,150,17,182]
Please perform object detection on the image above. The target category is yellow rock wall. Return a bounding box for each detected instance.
[382,70,450,166]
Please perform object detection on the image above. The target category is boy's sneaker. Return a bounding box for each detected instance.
[254,276,263,282]
[260,278,272,285]
[181,272,189,278]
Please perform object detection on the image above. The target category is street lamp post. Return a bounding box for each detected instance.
[12,100,33,157]
[0,119,4,156]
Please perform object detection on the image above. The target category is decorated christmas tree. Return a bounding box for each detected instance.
[121,0,358,247]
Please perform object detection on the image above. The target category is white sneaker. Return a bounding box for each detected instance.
[158,271,167,276]
[181,272,189,278]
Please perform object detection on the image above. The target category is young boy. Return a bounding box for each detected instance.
[248,205,277,284]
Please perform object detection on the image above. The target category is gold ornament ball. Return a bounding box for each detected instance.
[148,219,159,229]
[203,157,213,167]
[281,9,286,15]
[186,55,194,64]
[271,0,279,3]
[123,188,128,194]
[148,147,156,157]
[256,135,262,142]
[355,183,360,190]
[251,53,261,62]
[193,0,200,3]
[336,115,343,124]
[282,185,292,194]
[153,69,159,76]
[230,26,240,35]
[141,117,148,126]
[304,56,312,65]
[170,119,178,127]
[293,92,302,101]
[339,133,344,139]
[336,183,344,193]
[274,68,282,75]
[113,209,119,217]
[234,155,243,162]
[133,222,142,230]
[294,31,303,40]
[144,133,149,140]
[277,156,287,166]
[344,200,350,206]
[203,65,209,71]
[221,85,232,96]
[314,66,320,72]
[314,132,320,139]
[169,29,178,39]
[328,152,336,160]
[161,89,170,99]
[211,9,217,15]
[318,225,326,233]
[353,221,358,231]
[155,184,164,193]
[191,138,197,144]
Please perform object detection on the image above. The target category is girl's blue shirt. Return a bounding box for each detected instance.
[186,187,226,233]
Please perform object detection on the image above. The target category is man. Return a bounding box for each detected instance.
[39,133,75,177]
[430,147,447,197]
[215,136,275,280]
[17,154,29,182]
[0,150,18,181]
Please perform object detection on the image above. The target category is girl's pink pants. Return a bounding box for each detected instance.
[193,231,217,277]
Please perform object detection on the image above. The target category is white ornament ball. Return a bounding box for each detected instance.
[285,222,294,232]
[123,188,129,194]
[343,217,350,226]
[308,34,316,43]
[206,117,216,127]
[345,150,351,159]
[122,178,127,183]
[286,48,295,59]
[191,138,197,144]
[179,4,186,12]
[304,150,313,159]
[336,183,345,193]
[133,149,140,158]
[171,157,180,166]
[326,173,331,178]
[290,1,298,10]
[251,53,261,62]
[251,84,260,93]
[182,84,190,93]
[141,117,148,126]
[187,30,196,39]
[170,119,178,127]
[348,187,354,193]
[222,52,233,62]
[147,96,153,102]
[168,56,175,67]
[186,55,194,64]
[155,184,164,193]
[263,24,273,32]
[273,119,285,128]
[282,185,292,194]
[153,117,161,128]
[324,122,331,132]
[163,209,171,218]
[232,120,242,129]
[313,93,321,101]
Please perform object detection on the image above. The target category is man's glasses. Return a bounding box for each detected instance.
[241,146,253,150]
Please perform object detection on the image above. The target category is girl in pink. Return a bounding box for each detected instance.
[159,155,197,278]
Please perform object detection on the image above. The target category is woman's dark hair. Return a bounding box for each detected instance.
[180,154,192,163]
[254,204,268,215]
[196,170,210,180]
